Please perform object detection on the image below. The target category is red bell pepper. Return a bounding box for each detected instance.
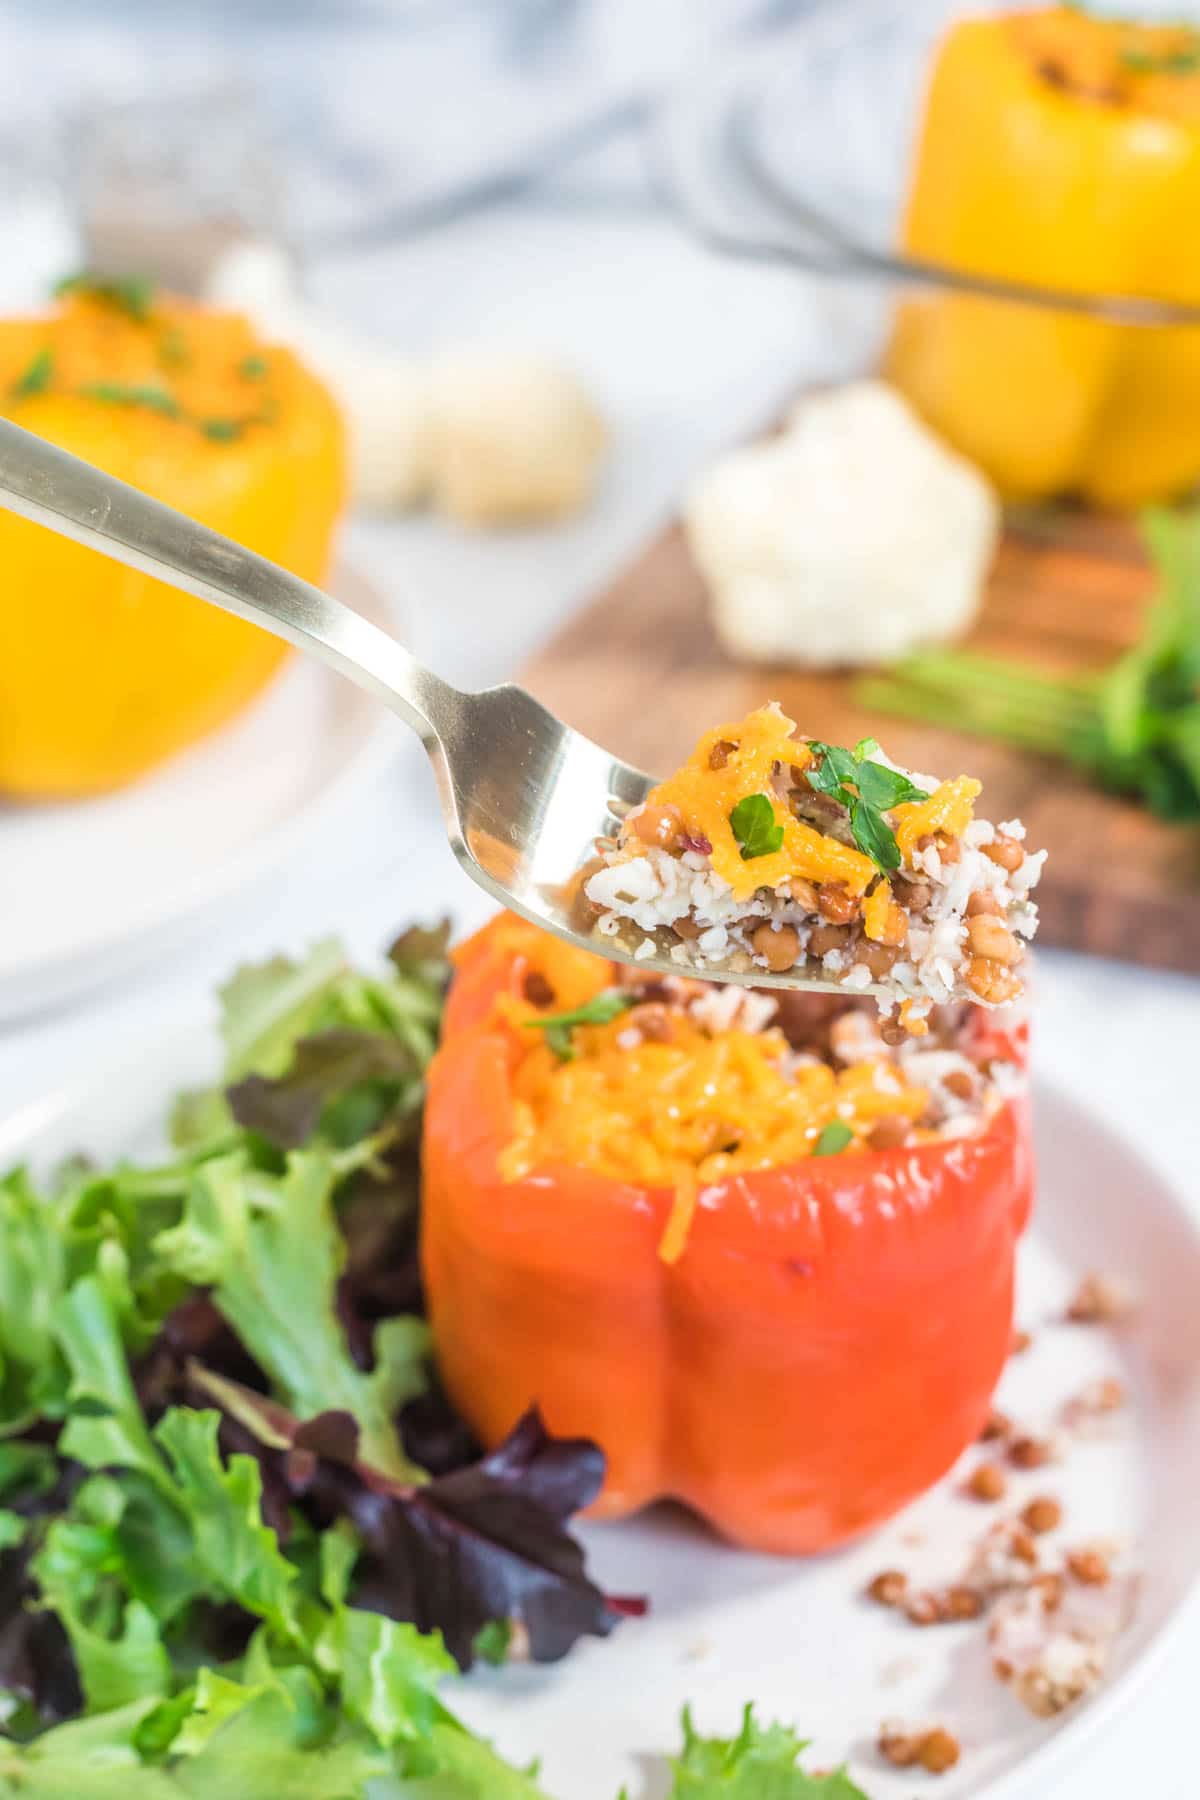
[422,915,1034,1555]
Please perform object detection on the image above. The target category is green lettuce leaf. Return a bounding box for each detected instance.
[153,1410,302,1644]
[661,1707,869,1800]
[172,930,448,1156]
[153,1152,425,1479]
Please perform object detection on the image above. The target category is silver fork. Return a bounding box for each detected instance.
[0,416,855,993]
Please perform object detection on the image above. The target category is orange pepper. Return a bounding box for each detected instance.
[888,8,1200,506]
[422,915,1034,1555]
[0,286,345,796]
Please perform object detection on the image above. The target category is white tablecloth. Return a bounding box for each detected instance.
[0,197,1196,1797]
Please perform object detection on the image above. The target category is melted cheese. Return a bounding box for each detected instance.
[892,775,982,862]
[498,1006,930,1259]
[643,703,877,902]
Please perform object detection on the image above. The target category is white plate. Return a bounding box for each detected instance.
[0,565,398,1023]
[4,996,1199,1799]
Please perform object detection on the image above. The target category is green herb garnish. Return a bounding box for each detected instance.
[526,990,636,1061]
[201,417,243,442]
[11,345,54,398]
[158,327,190,369]
[805,741,929,872]
[729,793,785,860]
[472,1619,513,1666]
[77,380,180,417]
[858,504,1200,824]
[239,353,269,380]
[812,1121,854,1157]
[54,271,156,322]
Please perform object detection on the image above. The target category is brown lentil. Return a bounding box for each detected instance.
[858,940,902,979]
[966,1462,1007,1502]
[878,1728,922,1768]
[965,956,1022,1004]
[750,921,801,973]
[817,882,859,925]
[982,834,1024,871]
[878,1727,960,1775]
[967,915,1022,965]
[867,1569,908,1608]
[943,1586,985,1621]
[895,875,933,912]
[880,1018,909,1047]
[708,740,736,771]
[903,1591,943,1627]
[522,970,556,1007]
[943,1069,976,1100]
[1009,1434,1054,1470]
[919,1729,961,1775]
[631,802,683,850]
[966,889,1003,917]
[980,1407,1011,1443]
[809,922,852,958]
[629,1004,674,1043]
[869,1116,910,1152]
[1011,1527,1040,1567]
[1067,1547,1111,1586]
[1022,1496,1063,1535]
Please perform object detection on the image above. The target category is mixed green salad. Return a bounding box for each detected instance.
[0,925,866,1798]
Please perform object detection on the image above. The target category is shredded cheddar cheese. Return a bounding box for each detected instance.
[892,775,982,862]
[498,1002,930,1259]
[862,879,908,945]
[644,703,877,902]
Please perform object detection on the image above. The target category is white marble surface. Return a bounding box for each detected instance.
[0,200,1197,1795]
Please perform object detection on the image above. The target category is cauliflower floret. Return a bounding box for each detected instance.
[422,352,608,527]
[208,244,607,523]
[684,380,998,668]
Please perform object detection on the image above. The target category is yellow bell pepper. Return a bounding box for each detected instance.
[0,281,345,796]
[886,8,1200,508]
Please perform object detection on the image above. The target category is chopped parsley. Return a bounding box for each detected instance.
[238,353,269,380]
[54,271,156,322]
[158,328,190,369]
[525,990,636,1061]
[812,1120,854,1157]
[77,380,180,418]
[472,1619,512,1666]
[729,792,784,860]
[805,738,929,872]
[200,417,243,443]
[11,346,53,398]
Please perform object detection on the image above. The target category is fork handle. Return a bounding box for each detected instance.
[0,417,460,748]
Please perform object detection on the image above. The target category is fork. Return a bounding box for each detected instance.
[0,416,854,993]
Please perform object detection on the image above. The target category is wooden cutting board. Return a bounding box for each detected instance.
[523,510,1200,975]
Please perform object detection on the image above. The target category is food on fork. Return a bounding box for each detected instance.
[422,911,1033,1554]
[580,704,1044,1030]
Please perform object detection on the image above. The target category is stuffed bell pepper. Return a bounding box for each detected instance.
[422,912,1033,1555]
[888,6,1200,506]
[0,276,345,796]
